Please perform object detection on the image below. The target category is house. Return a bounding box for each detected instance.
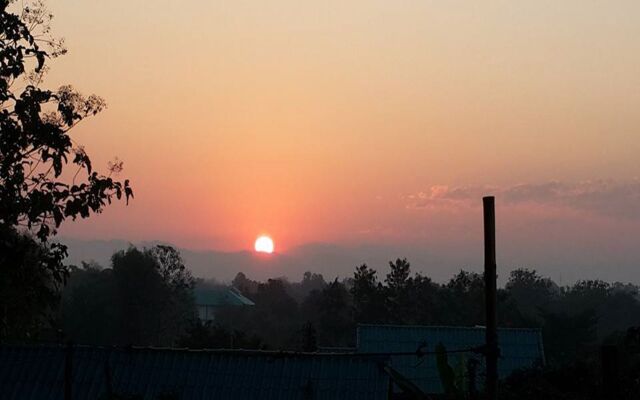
[0,344,391,400]
[356,324,545,395]
[195,286,254,322]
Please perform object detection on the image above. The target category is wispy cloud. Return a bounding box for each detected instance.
[406,179,640,219]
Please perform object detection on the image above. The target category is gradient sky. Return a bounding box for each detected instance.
[42,1,640,281]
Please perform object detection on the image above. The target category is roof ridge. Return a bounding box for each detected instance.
[0,344,378,358]
[357,323,542,332]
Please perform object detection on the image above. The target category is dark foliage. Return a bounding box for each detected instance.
[214,278,301,349]
[500,327,640,400]
[312,279,354,346]
[0,224,66,339]
[0,1,132,341]
[57,251,640,396]
[351,264,386,323]
[500,363,598,400]
[61,246,194,346]
[231,271,259,297]
[177,319,264,350]
[298,321,317,352]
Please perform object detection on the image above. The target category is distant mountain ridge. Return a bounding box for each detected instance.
[58,237,454,283]
[58,237,640,284]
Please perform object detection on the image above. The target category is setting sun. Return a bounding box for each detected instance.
[254,235,275,254]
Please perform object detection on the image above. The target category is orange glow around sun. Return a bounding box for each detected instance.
[254,236,275,254]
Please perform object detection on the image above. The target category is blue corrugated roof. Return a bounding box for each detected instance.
[357,324,545,394]
[0,345,389,400]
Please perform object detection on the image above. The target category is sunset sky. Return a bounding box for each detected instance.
[44,1,640,282]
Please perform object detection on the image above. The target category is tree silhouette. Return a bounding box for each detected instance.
[351,264,386,323]
[62,246,194,346]
[385,258,413,323]
[316,279,353,346]
[0,1,132,340]
[299,321,317,352]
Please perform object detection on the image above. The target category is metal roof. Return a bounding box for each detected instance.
[195,287,255,307]
[357,324,545,394]
[0,345,389,400]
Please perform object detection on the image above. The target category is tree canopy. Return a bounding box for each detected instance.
[62,245,195,346]
[0,0,132,341]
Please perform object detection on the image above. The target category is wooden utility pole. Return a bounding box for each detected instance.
[483,196,498,400]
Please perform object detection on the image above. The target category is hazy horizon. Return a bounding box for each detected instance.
[60,233,640,285]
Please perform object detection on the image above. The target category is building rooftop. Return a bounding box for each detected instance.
[0,344,389,400]
[357,324,545,394]
[195,286,255,307]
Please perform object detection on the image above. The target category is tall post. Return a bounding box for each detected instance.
[483,196,498,400]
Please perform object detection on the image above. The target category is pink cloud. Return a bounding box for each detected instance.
[406,179,640,219]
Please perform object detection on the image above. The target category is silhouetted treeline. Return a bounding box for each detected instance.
[218,260,640,398]
[61,246,195,346]
[52,252,640,366]
[4,245,639,397]
[209,261,640,365]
